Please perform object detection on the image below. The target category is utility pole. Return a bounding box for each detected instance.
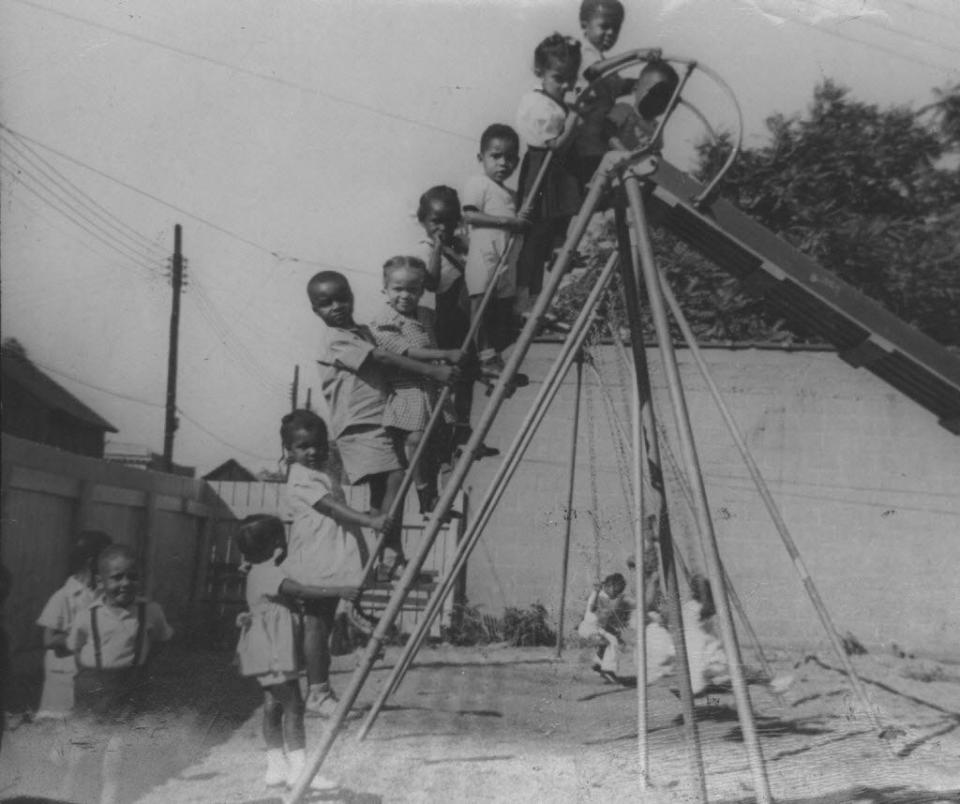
[162,224,183,473]
[290,365,300,411]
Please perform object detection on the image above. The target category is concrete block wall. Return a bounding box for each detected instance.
[461,343,960,660]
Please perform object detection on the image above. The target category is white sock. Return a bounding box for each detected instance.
[264,748,287,786]
[286,748,338,790]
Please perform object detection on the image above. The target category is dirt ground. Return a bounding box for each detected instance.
[2,641,960,804]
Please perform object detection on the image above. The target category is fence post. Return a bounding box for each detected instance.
[188,512,217,645]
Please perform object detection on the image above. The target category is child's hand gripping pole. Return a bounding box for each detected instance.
[355,153,561,592]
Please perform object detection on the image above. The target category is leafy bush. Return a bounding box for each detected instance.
[502,603,556,647]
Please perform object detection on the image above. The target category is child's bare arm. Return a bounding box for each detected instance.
[315,494,389,531]
[462,208,530,233]
[369,348,460,385]
[403,346,466,365]
[423,238,443,292]
[43,627,71,656]
[279,577,360,602]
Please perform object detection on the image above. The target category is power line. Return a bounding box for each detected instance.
[1,129,169,258]
[0,346,274,463]
[1,185,164,289]
[175,407,275,463]
[780,10,959,74]
[0,161,166,275]
[0,150,166,269]
[10,0,473,144]
[885,0,960,29]
[0,123,370,276]
[0,348,165,409]
[796,0,960,58]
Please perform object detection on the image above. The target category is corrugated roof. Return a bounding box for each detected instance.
[1,352,118,432]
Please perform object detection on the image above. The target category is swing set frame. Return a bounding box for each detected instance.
[287,50,895,804]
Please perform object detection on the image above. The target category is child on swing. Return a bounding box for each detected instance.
[234,513,355,791]
[578,572,633,682]
[369,256,466,515]
[307,270,460,580]
[515,33,583,328]
[35,529,113,719]
[280,409,385,717]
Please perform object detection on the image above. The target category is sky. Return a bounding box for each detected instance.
[1,0,958,475]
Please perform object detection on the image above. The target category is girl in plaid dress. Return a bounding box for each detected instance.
[370,256,466,514]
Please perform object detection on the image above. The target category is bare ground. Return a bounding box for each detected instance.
[3,642,960,803]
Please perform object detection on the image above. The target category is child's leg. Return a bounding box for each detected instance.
[470,294,492,361]
[301,603,329,689]
[274,680,306,752]
[369,469,406,564]
[262,686,285,750]
[261,684,289,786]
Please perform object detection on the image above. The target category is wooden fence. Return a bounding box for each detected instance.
[1,434,228,674]
[1,436,466,678]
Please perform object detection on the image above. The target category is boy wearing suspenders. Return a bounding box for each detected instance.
[68,545,173,718]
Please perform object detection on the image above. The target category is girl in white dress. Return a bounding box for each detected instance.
[235,514,357,791]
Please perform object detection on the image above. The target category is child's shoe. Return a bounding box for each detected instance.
[286,748,338,791]
[304,684,339,718]
[264,748,288,787]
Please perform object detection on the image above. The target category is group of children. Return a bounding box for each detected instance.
[31,0,691,793]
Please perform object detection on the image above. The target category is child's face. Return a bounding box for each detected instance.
[582,9,622,53]
[604,579,626,598]
[101,555,138,608]
[421,199,459,243]
[309,278,355,328]
[384,267,424,316]
[287,426,327,470]
[478,137,519,184]
[538,62,579,101]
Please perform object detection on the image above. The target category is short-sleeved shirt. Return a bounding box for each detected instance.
[461,173,519,298]
[516,89,568,148]
[281,463,364,587]
[68,598,173,670]
[316,323,390,439]
[370,304,440,432]
[37,575,96,634]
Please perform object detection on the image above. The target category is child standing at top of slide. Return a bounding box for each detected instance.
[573,0,638,187]
[307,271,459,577]
[234,514,351,791]
[461,124,530,377]
[369,256,465,515]
[35,529,113,719]
[280,409,385,716]
[515,33,583,325]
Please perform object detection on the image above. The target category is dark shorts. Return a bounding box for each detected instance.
[74,666,149,722]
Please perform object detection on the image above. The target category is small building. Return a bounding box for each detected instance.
[203,459,257,482]
[104,440,196,477]
[1,346,117,458]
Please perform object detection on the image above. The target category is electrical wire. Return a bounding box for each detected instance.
[885,0,960,28]
[9,0,473,144]
[778,9,959,73]
[795,0,960,58]
[0,184,164,289]
[0,160,165,276]
[0,346,275,464]
[175,407,275,463]
[1,129,169,259]
[0,123,369,276]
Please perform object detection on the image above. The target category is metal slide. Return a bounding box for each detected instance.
[644,159,960,434]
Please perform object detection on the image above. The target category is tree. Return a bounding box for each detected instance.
[554,81,960,346]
